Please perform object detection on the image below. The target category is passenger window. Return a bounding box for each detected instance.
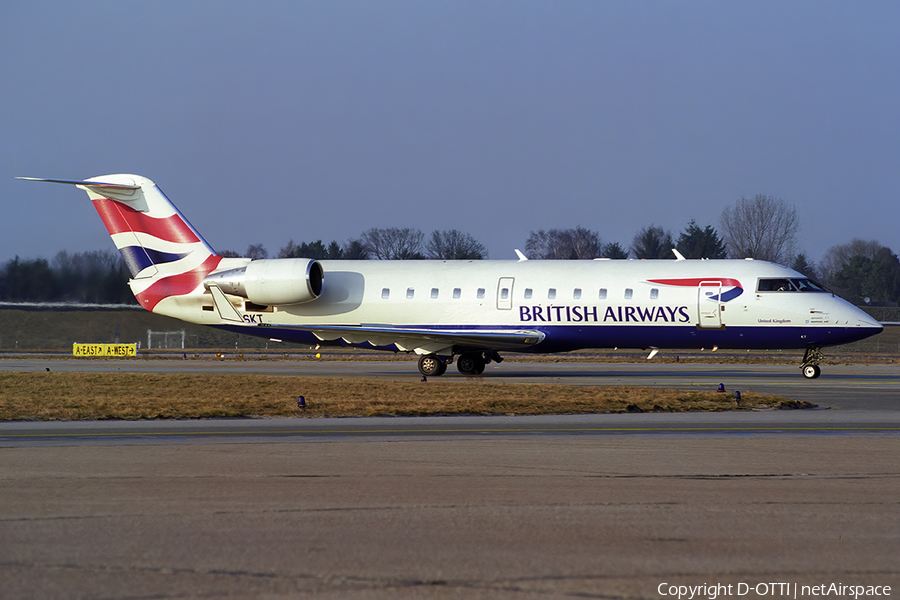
[406,288,415,299]
[381,288,390,300]
[524,288,533,299]
[650,288,659,300]
[501,288,509,300]
[431,288,439,299]
[625,288,633,300]
[477,288,485,299]
[548,288,556,300]
[453,288,461,299]
[573,288,582,299]
[599,288,607,300]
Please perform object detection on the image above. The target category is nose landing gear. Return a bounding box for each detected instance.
[800,347,823,379]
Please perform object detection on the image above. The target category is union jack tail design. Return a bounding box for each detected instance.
[19,174,222,311]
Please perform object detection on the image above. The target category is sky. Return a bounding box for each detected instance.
[2,1,898,266]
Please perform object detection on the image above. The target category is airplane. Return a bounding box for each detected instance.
[19,174,883,379]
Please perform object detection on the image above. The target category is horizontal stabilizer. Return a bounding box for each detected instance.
[17,177,141,190]
[18,176,144,205]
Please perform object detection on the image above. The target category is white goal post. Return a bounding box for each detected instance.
[147,329,186,349]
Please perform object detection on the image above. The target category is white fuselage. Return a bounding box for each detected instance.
[155,258,881,355]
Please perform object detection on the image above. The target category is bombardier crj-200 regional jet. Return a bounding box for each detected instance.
[20,174,883,379]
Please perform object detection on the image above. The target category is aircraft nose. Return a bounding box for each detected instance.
[850,307,883,332]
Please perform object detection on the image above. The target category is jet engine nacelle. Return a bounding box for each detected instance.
[203,259,324,306]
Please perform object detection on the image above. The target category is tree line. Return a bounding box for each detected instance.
[0,250,133,304]
[3,195,898,305]
[219,228,489,261]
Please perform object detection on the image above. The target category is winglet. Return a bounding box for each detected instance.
[514,249,528,261]
[672,248,686,261]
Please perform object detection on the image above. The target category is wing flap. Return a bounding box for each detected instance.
[293,324,545,353]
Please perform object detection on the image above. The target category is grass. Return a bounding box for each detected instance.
[0,371,808,420]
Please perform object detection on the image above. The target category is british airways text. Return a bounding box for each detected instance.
[519,305,690,323]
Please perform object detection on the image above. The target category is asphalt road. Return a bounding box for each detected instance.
[1,358,898,598]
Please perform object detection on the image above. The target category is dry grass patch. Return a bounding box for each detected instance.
[0,372,809,420]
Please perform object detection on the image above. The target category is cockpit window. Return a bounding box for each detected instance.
[757,278,827,292]
[791,278,827,292]
[757,278,793,292]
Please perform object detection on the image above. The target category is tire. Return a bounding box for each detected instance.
[457,352,484,375]
[802,364,821,379]
[418,354,445,376]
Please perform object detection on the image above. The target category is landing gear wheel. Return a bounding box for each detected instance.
[800,347,824,379]
[457,352,485,375]
[802,364,821,379]
[418,354,446,377]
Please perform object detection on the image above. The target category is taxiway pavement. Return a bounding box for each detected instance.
[1,359,898,598]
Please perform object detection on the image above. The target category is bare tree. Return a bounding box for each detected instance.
[277,240,301,259]
[819,239,884,283]
[631,225,674,259]
[360,227,425,260]
[245,244,269,260]
[525,227,602,259]
[568,227,603,259]
[719,195,799,264]
[426,230,488,259]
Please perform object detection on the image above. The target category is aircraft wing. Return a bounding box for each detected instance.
[267,323,546,355]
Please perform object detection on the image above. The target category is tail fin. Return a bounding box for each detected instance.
[18,175,222,310]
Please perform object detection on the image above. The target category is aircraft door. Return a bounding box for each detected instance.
[697,281,723,328]
[497,277,514,310]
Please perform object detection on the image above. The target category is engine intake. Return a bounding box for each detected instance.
[203,259,323,306]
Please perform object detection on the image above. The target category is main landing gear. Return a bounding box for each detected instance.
[456,352,486,375]
[417,351,502,377]
[800,347,823,379]
[417,354,447,377]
